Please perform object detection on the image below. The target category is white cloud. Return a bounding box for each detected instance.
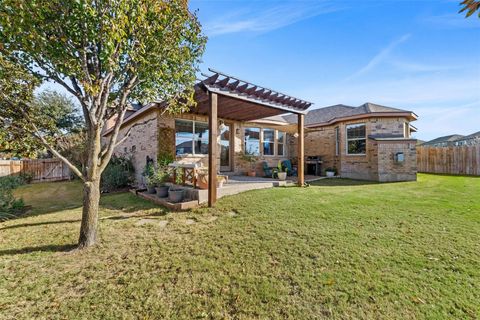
[345,34,411,80]
[422,13,480,29]
[203,2,343,37]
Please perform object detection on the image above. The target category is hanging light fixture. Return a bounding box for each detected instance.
[219,120,226,132]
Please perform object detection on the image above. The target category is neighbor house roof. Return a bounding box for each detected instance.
[460,131,480,140]
[422,134,465,146]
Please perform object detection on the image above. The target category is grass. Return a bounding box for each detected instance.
[1,174,479,319]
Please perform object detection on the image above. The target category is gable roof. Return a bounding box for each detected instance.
[461,131,480,140]
[271,102,416,127]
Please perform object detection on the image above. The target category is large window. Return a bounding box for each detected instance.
[346,123,366,155]
[175,120,209,155]
[277,131,286,156]
[263,129,275,156]
[244,127,260,155]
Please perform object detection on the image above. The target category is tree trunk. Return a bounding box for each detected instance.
[78,179,101,248]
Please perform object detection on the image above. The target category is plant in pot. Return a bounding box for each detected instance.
[143,162,156,194]
[325,167,337,178]
[168,167,184,203]
[276,161,288,181]
[239,151,258,177]
[153,166,170,198]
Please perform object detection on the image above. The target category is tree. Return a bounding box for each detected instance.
[0,89,84,158]
[0,0,206,248]
[459,0,480,17]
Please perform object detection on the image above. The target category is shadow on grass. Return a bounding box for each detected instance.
[0,219,81,231]
[309,178,379,187]
[0,243,77,256]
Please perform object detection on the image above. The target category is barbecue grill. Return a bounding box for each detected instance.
[305,156,323,176]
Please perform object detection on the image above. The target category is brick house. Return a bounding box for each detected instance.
[103,71,418,192]
[298,103,418,182]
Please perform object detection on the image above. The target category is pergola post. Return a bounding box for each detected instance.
[208,92,218,207]
[297,113,305,186]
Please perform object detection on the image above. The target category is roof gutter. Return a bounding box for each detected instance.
[306,112,417,128]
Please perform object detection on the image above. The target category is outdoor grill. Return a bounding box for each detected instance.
[305,156,323,176]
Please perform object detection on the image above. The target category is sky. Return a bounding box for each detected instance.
[189,0,480,141]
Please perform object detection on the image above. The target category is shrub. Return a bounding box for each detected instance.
[101,155,135,192]
[0,175,26,221]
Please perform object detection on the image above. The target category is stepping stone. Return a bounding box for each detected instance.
[135,219,157,226]
[185,219,196,225]
[226,211,237,217]
[158,220,168,228]
[205,216,218,223]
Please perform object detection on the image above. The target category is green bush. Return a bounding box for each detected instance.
[0,175,26,221]
[101,155,135,192]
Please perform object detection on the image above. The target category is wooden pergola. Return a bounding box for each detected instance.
[194,69,313,207]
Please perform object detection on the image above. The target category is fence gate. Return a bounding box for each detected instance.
[0,158,71,182]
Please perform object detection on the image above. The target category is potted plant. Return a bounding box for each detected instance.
[325,167,337,178]
[153,166,170,197]
[142,162,156,193]
[277,161,288,181]
[168,167,184,203]
[239,151,258,177]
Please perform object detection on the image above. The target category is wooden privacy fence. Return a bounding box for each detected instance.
[417,145,480,176]
[0,158,71,182]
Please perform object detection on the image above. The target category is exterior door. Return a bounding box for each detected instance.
[219,124,231,171]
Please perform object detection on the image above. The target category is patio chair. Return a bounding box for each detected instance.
[281,160,298,176]
[262,161,278,178]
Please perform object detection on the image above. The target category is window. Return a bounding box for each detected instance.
[175,120,209,155]
[244,127,260,155]
[334,127,339,156]
[277,131,286,156]
[263,129,275,156]
[346,123,366,155]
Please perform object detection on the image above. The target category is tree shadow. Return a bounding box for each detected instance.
[0,243,77,256]
[309,178,380,187]
[0,219,81,231]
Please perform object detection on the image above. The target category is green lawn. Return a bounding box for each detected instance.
[1,174,479,319]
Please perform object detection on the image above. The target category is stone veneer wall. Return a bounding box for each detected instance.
[376,140,417,182]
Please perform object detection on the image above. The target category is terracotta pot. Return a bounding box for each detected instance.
[247,171,256,177]
[197,173,226,189]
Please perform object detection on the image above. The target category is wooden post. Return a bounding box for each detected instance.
[208,92,218,207]
[297,113,305,186]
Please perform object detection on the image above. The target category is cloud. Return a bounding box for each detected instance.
[203,2,343,37]
[422,13,480,29]
[345,34,411,80]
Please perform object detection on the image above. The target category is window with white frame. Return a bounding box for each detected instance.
[175,120,209,155]
[334,127,340,156]
[244,127,260,155]
[277,131,286,156]
[346,123,366,155]
[263,129,275,156]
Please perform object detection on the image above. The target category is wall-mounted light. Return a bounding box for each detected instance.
[293,133,299,138]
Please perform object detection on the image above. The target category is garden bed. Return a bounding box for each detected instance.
[130,189,199,211]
